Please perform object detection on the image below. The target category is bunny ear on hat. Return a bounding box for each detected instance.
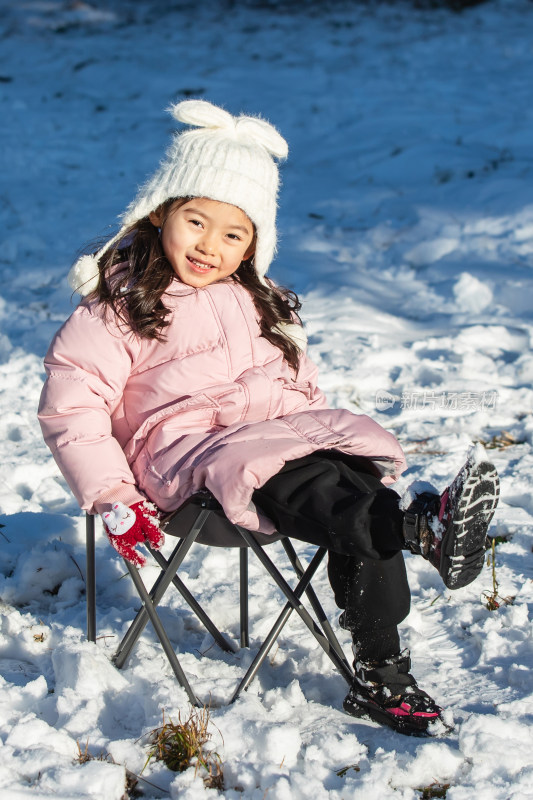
[235,116,288,159]
[169,99,235,130]
[170,99,288,159]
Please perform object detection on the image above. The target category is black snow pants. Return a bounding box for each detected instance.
[252,451,411,662]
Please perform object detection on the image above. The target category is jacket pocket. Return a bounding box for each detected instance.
[123,393,220,463]
[284,410,346,448]
[285,380,312,400]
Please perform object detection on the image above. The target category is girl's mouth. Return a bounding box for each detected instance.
[187,256,214,274]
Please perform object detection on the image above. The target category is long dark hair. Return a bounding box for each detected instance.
[89,199,303,372]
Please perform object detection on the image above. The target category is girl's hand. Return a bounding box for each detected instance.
[101,500,165,567]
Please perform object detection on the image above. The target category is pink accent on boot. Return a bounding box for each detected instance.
[438,489,449,522]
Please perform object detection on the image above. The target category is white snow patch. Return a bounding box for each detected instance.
[1,1,533,797]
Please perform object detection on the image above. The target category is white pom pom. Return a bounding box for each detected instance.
[169,99,235,130]
[67,254,100,296]
[236,117,288,159]
[275,321,307,350]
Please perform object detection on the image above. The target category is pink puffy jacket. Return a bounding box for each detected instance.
[38,279,407,533]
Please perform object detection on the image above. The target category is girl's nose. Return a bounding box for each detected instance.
[197,233,216,256]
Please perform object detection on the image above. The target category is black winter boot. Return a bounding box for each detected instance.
[343,650,442,735]
[403,446,499,589]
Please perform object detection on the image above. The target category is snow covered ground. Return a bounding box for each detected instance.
[1,0,533,797]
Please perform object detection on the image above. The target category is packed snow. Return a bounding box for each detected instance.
[1,1,533,797]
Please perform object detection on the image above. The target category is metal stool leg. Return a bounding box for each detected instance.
[230,537,353,703]
[124,560,200,707]
[281,539,353,677]
[242,534,352,682]
[85,513,96,643]
[150,547,238,654]
[113,509,211,669]
[240,548,249,648]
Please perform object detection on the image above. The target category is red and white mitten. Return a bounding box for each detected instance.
[101,500,165,568]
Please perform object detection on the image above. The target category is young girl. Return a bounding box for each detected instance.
[38,100,500,736]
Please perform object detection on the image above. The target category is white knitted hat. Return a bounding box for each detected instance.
[69,100,288,295]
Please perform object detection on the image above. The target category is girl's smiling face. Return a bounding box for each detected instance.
[150,197,255,288]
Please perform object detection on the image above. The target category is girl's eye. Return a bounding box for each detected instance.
[227,233,241,241]
[189,218,203,228]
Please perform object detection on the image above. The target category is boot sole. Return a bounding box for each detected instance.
[343,693,439,736]
[440,460,500,589]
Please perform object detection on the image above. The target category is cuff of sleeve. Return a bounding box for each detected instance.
[93,483,146,516]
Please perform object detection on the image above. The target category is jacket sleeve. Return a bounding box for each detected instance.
[38,302,142,513]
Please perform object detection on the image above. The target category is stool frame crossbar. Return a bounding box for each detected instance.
[85,498,353,705]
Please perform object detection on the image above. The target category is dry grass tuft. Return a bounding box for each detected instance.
[418,782,450,798]
[145,707,224,790]
[482,538,515,611]
[75,740,110,764]
[481,430,523,450]
[75,741,141,798]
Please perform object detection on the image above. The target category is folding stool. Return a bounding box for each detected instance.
[85,491,353,706]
